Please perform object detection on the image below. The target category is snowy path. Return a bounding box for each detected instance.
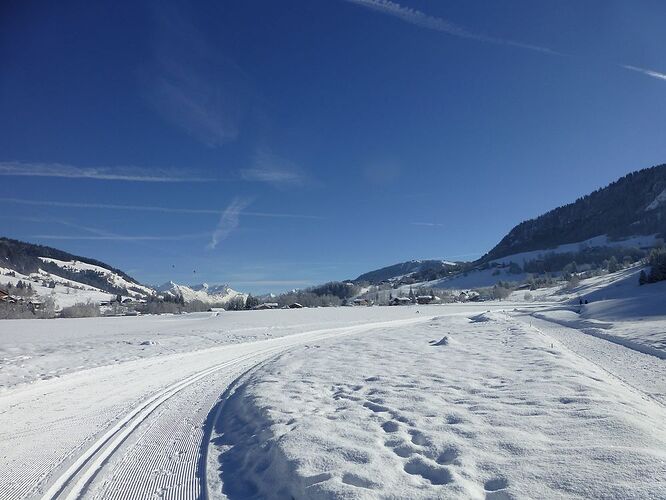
[0,314,440,500]
[519,313,666,407]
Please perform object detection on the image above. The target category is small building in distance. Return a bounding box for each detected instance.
[458,290,481,302]
[253,302,279,310]
[416,295,440,305]
[352,298,373,306]
[390,297,411,306]
[0,289,19,304]
[288,302,304,309]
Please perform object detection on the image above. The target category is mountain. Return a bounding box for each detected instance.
[0,237,152,298]
[481,164,666,263]
[353,259,460,285]
[349,164,665,292]
[157,281,246,305]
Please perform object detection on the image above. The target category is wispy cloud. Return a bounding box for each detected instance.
[31,233,209,241]
[240,151,307,187]
[208,197,252,249]
[344,0,561,55]
[622,64,666,82]
[0,161,212,182]
[147,5,252,147]
[25,218,209,242]
[411,222,443,227]
[345,1,666,86]
[0,197,325,220]
[229,280,315,287]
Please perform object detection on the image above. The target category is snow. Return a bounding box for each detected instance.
[38,257,154,297]
[528,266,666,357]
[646,188,666,210]
[0,266,113,308]
[1,271,666,499]
[211,310,666,499]
[0,306,446,390]
[489,234,661,266]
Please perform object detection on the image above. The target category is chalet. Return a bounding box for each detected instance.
[0,289,19,304]
[352,298,372,306]
[390,297,411,306]
[459,290,481,302]
[253,302,279,310]
[416,295,440,305]
[288,303,304,309]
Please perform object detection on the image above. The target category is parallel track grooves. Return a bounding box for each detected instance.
[39,316,433,500]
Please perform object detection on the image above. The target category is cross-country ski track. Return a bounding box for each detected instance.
[1,315,437,500]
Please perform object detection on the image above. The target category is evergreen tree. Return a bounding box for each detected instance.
[245,294,260,309]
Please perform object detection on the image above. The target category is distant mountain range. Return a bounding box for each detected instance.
[157,281,246,305]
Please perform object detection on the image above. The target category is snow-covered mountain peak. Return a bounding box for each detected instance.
[157,281,245,305]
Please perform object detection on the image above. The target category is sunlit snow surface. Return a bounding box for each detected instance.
[212,311,666,499]
[0,296,665,499]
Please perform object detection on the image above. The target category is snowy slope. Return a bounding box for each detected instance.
[0,265,120,308]
[354,260,459,284]
[646,188,666,210]
[39,257,154,297]
[488,233,661,266]
[527,266,666,356]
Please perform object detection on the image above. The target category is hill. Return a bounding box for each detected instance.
[481,164,666,263]
[353,259,460,285]
[0,237,152,298]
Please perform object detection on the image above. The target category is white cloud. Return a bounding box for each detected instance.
[344,0,561,55]
[241,151,307,187]
[208,197,253,249]
[147,6,252,147]
[0,161,211,182]
[622,65,666,82]
[29,218,209,242]
[31,233,209,241]
[0,197,325,220]
[411,222,443,227]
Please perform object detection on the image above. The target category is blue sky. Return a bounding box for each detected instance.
[1,0,665,293]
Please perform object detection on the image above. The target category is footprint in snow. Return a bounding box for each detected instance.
[484,478,513,499]
[404,458,453,485]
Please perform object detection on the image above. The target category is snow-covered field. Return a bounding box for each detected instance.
[1,291,665,499]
